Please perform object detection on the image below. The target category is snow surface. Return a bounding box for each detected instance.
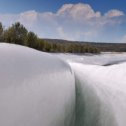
[70,62,126,126]
[55,53,126,66]
[1,43,126,126]
[0,43,75,126]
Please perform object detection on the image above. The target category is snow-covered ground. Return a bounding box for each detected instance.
[0,43,126,126]
[70,62,126,126]
[0,43,75,126]
[55,52,126,66]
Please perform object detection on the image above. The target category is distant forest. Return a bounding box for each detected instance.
[0,22,126,53]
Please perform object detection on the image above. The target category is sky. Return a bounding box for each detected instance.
[0,0,126,42]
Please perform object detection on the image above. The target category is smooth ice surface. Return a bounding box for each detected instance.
[1,43,126,126]
[0,43,75,126]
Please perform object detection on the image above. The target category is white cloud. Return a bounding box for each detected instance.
[0,3,125,42]
[57,27,71,40]
[121,35,126,43]
[105,9,124,18]
[19,10,38,22]
[0,14,18,27]
[18,10,38,28]
[57,3,101,21]
[56,27,98,41]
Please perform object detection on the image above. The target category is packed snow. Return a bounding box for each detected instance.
[0,43,126,126]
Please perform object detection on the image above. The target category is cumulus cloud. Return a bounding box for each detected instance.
[19,10,38,25]
[0,3,125,42]
[121,35,126,43]
[57,3,101,20]
[105,9,124,17]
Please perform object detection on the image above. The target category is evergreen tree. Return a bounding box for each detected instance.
[25,32,38,48]
[4,22,27,44]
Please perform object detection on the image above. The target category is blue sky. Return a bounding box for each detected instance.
[0,0,126,42]
[0,0,125,13]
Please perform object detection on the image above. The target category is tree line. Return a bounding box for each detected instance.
[0,22,100,53]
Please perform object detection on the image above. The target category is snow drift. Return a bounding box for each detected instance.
[0,43,75,126]
[70,62,126,126]
[0,43,126,126]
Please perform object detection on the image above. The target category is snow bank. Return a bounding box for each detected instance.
[70,62,126,126]
[0,43,75,126]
